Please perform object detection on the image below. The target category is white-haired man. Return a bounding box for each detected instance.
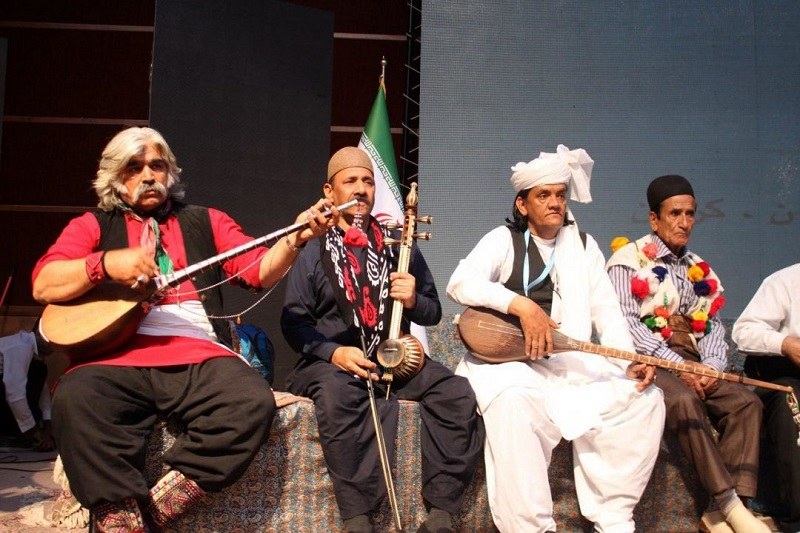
[447,145,665,533]
[32,126,337,532]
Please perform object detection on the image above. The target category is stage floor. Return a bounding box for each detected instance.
[0,447,73,532]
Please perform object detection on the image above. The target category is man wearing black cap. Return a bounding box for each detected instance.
[607,175,767,533]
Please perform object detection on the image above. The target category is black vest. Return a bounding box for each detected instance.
[503,226,587,315]
[93,204,232,348]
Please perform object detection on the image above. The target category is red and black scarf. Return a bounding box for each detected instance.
[321,216,393,358]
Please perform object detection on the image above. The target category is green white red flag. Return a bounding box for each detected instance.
[358,73,429,350]
[358,78,404,226]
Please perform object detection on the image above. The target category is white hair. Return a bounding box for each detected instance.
[93,127,186,211]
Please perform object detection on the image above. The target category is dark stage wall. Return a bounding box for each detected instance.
[150,0,333,387]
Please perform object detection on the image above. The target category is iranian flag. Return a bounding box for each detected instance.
[358,76,430,351]
[358,80,404,226]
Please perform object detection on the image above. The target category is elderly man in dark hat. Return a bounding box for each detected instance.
[281,147,484,533]
[607,175,767,533]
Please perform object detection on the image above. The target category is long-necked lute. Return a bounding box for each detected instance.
[455,306,794,394]
[40,200,356,362]
[374,182,431,383]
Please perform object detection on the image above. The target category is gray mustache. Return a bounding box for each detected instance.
[133,181,168,202]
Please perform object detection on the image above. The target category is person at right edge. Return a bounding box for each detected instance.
[607,174,769,533]
[733,263,800,533]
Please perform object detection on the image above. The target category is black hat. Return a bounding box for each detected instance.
[647,175,694,212]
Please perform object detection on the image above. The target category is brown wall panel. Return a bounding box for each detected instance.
[330,38,406,127]
[0,28,152,118]
[330,131,361,154]
[1,123,126,206]
[287,0,406,34]
[0,0,411,314]
[0,316,40,337]
[0,211,78,308]
[0,1,154,25]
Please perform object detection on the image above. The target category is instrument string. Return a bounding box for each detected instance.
[461,308,792,392]
[148,200,359,320]
[175,246,292,320]
[163,251,289,321]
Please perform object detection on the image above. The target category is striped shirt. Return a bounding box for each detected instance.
[607,234,728,372]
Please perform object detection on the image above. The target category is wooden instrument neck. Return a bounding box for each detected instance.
[387,183,420,341]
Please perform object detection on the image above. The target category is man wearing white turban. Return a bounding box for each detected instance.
[447,145,665,533]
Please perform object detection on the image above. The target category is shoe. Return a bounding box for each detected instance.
[725,502,772,533]
[417,508,454,533]
[92,497,146,533]
[700,510,734,533]
[343,514,373,533]
[147,469,206,527]
[697,511,734,533]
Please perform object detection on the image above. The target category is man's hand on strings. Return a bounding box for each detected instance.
[331,346,379,381]
[626,362,656,392]
[697,370,720,395]
[678,361,719,400]
[389,272,417,309]
[508,295,558,360]
[103,248,159,288]
[292,199,338,247]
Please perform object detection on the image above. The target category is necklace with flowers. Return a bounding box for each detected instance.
[610,235,726,342]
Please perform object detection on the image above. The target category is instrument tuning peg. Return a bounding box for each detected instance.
[384,237,401,245]
[417,215,433,224]
[384,221,399,230]
[413,232,432,241]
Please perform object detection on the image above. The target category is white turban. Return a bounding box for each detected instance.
[510,144,594,203]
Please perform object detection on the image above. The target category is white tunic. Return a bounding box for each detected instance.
[732,262,800,356]
[447,224,665,533]
[448,225,644,436]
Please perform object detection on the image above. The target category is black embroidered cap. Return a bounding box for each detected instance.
[647,174,695,212]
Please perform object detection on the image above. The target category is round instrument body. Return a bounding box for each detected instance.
[376,334,425,381]
[456,307,528,363]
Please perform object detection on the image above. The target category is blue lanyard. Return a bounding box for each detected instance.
[523,229,556,296]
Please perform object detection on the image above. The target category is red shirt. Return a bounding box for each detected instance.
[32,207,268,368]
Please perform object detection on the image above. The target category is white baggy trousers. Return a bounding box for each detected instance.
[481,383,664,533]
